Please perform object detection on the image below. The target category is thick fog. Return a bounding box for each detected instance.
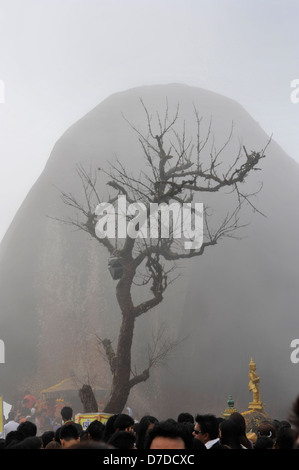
[1,84,299,421]
[0,0,299,243]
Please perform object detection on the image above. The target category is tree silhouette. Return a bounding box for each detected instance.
[58,100,269,413]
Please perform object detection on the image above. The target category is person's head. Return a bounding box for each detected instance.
[254,436,275,449]
[179,421,195,440]
[228,412,246,435]
[194,414,219,444]
[12,436,43,449]
[103,414,119,442]
[61,406,73,422]
[41,431,55,448]
[108,431,136,449]
[219,419,242,449]
[59,423,80,448]
[276,426,297,449]
[257,421,277,445]
[145,419,191,449]
[177,413,194,424]
[228,412,252,449]
[5,430,25,448]
[113,413,135,433]
[17,420,37,438]
[45,441,61,449]
[135,415,159,449]
[45,440,61,449]
[216,417,225,427]
[279,420,291,429]
[87,420,105,441]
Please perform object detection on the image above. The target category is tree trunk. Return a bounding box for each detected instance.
[103,259,136,414]
[103,313,135,413]
[79,384,99,413]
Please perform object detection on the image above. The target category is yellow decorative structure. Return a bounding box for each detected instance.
[248,357,264,411]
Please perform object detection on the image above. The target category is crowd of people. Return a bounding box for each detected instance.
[1,393,299,450]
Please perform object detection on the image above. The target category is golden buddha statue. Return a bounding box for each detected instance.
[248,357,263,411]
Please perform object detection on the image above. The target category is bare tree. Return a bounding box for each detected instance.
[58,100,269,413]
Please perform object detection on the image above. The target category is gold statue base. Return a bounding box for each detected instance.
[248,401,264,411]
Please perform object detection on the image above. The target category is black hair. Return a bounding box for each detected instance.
[228,412,252,449]
[254,436,274,449]
[61,406,73,421]
[177,412,194,424]
[194,414,219,440]
[11,436,43,449]
[17,420,37,438]
[59,423,79,441]
[219,419,242,449]
[41,430,55,448]
[108,431,136,449]
[5,430,25,447]
[180,421,195,438]
[113,413,135,432]
[144,419,191,449]
[135,415,159,449]
[276,426,296,449]
[87,420,105,441]
[103,414,119,442]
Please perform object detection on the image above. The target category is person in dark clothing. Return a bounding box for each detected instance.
[103,414,119,443]
[108,431,136,449]
[228,412,253,449]
[86,420,105,442]
[135,415,158,449]
[219,419,243,449]
[113,413,135,433]
[194,414,227,449]
[60,406,83,435]
[17,420,37,438]
[59,423,80,449]
[254,436,275,449]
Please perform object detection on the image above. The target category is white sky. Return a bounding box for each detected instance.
[0,0,298,242]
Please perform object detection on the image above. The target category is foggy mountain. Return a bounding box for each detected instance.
[1,83,299,420]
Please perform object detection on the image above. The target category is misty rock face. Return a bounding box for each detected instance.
[1,83,299,419]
